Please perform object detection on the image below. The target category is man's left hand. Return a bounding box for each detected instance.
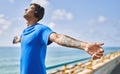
[85,42,104,60]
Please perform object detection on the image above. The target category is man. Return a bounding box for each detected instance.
[13,3,104,74]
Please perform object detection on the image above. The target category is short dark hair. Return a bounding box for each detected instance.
[30,3,45,21]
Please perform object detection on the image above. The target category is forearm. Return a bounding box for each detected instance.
[55,34,88,50]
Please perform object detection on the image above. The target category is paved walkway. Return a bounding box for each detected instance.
[111,63,120,74]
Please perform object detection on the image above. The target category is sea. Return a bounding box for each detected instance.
[0,46,120,74]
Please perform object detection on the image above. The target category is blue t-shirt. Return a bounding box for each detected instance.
[20,23,53,74]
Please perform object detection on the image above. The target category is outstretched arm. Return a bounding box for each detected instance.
[49,33,104,60]
[49,33,87,49]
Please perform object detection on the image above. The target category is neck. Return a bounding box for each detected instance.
[25,18,38,27]
[24,17,38,27]
[26,21,37,27]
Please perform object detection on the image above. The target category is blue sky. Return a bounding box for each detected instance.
[0,0,120,47]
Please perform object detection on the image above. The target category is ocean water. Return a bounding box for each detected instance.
[0,46,120,74]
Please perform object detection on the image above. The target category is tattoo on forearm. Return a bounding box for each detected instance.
[60,35,82,48]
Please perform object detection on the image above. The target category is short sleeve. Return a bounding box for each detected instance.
[41,27,53,45]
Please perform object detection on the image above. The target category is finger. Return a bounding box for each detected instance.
[93,56,101,60]
[88,51,94,56]
[13,36,18,44]
[95,50,104,56]
[95,42,104,47]
[99,48,104,53]
[96,47,104,54]
[96,53,103,57]
[13,39,16,44]
[92,53,103,59]
[13,36,20,44]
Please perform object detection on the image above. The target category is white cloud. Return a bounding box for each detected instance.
[87,16,107,26]
[0,18,11,30]
[13,27,22,36]
[0,14,4,18]
[52,9,73,21]
[98,16,106,23]
[87,18,96,25]
[31,0,49,7]
[8,0,15,3]
[0,14,11,34]
[48,22,55,29]
[66,13,73,20]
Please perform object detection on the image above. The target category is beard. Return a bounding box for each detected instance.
[23,13,31,20]
[23,13,36,21]
[23,13,27,18]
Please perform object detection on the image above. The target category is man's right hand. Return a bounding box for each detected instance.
[13,36,21,44]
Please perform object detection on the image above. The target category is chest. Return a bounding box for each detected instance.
[21,28,41,45]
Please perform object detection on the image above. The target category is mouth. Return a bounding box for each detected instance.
[24,11,27,15]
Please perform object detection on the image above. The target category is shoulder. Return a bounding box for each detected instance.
[35,23,53,35]
[35,23,51,30]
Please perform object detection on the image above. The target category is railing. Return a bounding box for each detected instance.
[46,57,90,73]
[47,51,120,74]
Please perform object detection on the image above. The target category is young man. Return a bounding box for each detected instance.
[13,3,104,74]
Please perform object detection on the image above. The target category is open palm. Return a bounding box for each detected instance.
[85,43,104,60]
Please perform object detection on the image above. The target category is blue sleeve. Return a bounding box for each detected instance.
[41,27,53,45]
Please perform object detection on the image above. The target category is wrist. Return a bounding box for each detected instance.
[79,42,89,50]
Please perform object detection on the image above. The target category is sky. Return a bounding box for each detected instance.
[0,0,120,47]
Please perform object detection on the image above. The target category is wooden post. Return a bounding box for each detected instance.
[87,59,93,69]
[62,65,67,74]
